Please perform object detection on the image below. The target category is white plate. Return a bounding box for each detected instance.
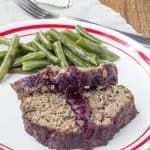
[0,18,150,150]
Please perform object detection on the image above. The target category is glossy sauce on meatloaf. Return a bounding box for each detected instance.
[12,64,138,150]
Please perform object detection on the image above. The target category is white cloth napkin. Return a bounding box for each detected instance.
[33,0,72,8]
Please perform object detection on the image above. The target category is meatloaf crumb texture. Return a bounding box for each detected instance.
[22,85,137,149]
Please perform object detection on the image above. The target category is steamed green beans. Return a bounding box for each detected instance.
[0,35,19,81]
[45,31,55,42]
[0,36,10,45]
[53,41,69,68]
[36,31,53,50]
[61,30,80,42]
[76,37,119,61]
[96,58,111,65]
[76,25,102,44]
[0,51,7,60]
[22,60,51,71]
[9,68,41,74]
[97,45,120,62]
[27,42,38,50]
[76,25,101,44]
[64,48,92,68]
[0,25,119,82]
[12,51,46,67]
[21,43,37,52]
[0,36,36,52]
[0,60,2,65]
[48,29,97,65]
[33,40,58,64]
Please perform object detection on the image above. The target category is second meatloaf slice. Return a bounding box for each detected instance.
[22,85,137,149]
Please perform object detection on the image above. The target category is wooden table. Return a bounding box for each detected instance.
[100,0,150,36]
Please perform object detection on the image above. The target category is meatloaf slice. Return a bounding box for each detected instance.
[11,64,118,99]
[21,85,137,149]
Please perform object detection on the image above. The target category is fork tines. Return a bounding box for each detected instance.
[14,0,58,18]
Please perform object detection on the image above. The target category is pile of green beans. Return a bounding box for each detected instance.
[0,25,119,82]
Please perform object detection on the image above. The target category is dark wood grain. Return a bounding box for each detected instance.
[100,0,150,36]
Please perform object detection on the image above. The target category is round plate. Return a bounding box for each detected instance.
[0,18,149,150]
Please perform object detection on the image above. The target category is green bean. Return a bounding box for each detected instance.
[27,42,38,50]
[64,47,92,68]
[0,36,36,52]
[20,43,37,52]
[0,60,2,65]
[9,68,41,74]
[45,31,55,42]
[96,57,111,65]
[22,60,51,71]
[76,37,119,61]
[53,41,69,68]
[27,41,42,51]
[0,49,25,61]
[0,36,10,45]
[48,29,97,65]
[36,31,53,50]
[0,35,19,82]
[61,30,80,42]
[0,51,7,59]
[12,51,46,67]
[101,45,120,62]
[33,40,58,64]
[76,25,101,44]
[76,37,100,54]
[98,45,119,61]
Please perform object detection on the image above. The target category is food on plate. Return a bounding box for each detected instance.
[0,35,19,81]
[76,25,102,44]
[20,85,137,149]
[11,64,138,150]
[0,25,119,82]
[11,64,118,98]
[53,41,69,68]
[0,50,7,60]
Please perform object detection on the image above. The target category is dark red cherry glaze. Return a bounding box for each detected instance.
[67,93,96,150]
[59,67,98,150]
[13,65,117,149]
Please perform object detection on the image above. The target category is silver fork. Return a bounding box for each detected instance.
[14,0,150,48]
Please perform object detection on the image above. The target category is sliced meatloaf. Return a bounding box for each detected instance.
[11,64,118,99]
[21,85,137,149]
[11,64,137,149]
